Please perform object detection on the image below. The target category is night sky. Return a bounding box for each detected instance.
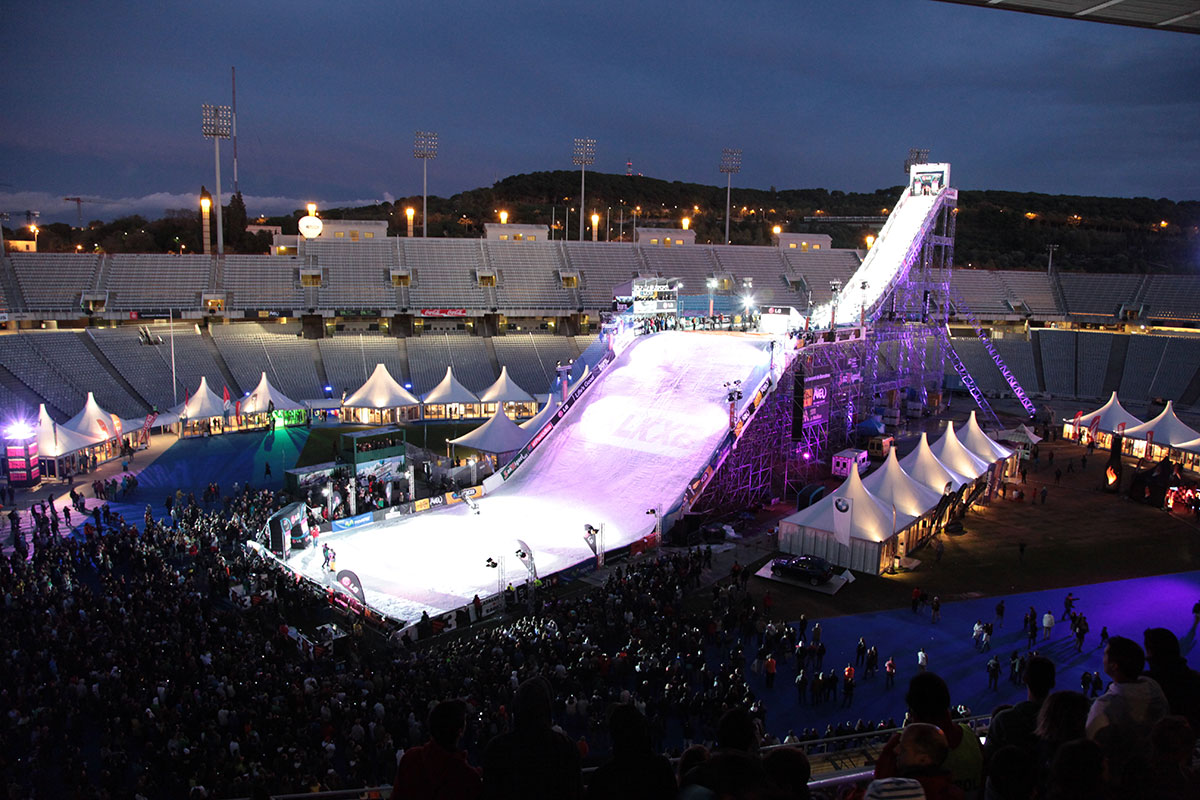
[2,0,1197,224]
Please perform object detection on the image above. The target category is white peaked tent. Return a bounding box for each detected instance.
[448,407,531,454]
[478,366,535,406]
[1122,401,1200,447]
[175,377,227,420]
[863,448,944,520]
[900,432,973,493]
[999,424,1043,446]
[1065,392,1142,434]
[423,367,480,406]
[960,410,1015,464]
[343,364,420,409]
[520,394,561,431]
[779,464,900,574]
[241,372,304,414]
[64,392,122,443]
[37,404,95,458]
[930,422,991,480]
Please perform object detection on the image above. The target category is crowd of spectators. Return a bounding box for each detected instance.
[3,474,1200,799]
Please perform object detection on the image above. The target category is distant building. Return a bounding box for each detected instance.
[483,223,547,242]
[4,239,36,253]
[271,219,389,254]
[634,227,695,246]
[777,233,831,251]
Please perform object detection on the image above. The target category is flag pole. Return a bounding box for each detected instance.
[170,307,178,406]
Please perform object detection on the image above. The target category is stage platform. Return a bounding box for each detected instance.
[754,561,850,595]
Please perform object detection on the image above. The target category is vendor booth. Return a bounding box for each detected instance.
[175,377,230,437]
[1121,401,1200,462]
[862,449,945,557]
[1062,392,1143,449]
[477,366,537,419]
[422,367,482,420]
[519,394,561,432]
[239,372,307,429]
[930,421,990,481]
[448,407,532,480]
[899,431,973,495]
[342,364,421,424]
[35,404,109,479]
[998,424,1043,461]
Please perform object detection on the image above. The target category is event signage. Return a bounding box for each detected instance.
[298,215,323,239]
[332,511,373,531]
[421,308,468,318]
[335,569,367,607]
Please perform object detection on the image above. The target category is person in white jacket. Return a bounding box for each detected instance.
[1085,635,1169,786]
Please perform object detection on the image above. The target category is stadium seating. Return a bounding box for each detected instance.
[1075,331,1112,399]
[785,250,863,306]
[1060,273,1141,319]
[1118,336,1167,402]
[224,255,304,309]
[562,242,641,308]
[105,254,211,310]
[950,270,1009,317]
[22,332,146,418]
[308,240,399,309]
[1038,330,1076,396]
[1142,275,1200,322]
[1149,337,1200,401]
[211,322,324,401]
[8,253,101,311]
[486,242,575,311]
[493,333,576,396]
[89,326,181,412]
[0,334,86,416]
[403,240,490,309]
[995,271,1061,316]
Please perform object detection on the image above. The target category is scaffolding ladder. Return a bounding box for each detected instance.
[948,287,1037,418]
[938,327,1000,428]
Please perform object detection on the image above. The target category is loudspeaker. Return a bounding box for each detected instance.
[791,365,806,440]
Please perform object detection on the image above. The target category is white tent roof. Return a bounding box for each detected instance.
[519,394,561,431]
[343,364,420,409]
[174,377,227,420]
[1122,401,1200,447]
[998,424,1043,446]
[900,432,973,493]
[862,448,944,520]
[423,366,480,405]
[241,372,305,414]
[64,392,122,443]
[37,404,95,457]
[1176,436,1200,455]
[930,421,991,480]
[960,410,1015,463]
[781,464,900,543]
[478,366,535,405]
[448,406,531,454]
[1065,392,1143,434]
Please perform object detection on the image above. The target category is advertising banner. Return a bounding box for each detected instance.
[356,456,406,483]
[334,569,366,607]
[421,308,468,318]
[332,511,373,531]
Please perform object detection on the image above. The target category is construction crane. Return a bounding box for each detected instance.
[62,197,97,229]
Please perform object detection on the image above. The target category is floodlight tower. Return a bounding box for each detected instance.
[903,147,930,175]
[201,104,232,255]
[572,138,596,241]
[719,148,742,245]
[413,130,439,237]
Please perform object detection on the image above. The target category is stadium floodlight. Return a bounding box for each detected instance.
[572,138,596,241]
[904,147,930,175]
[201,104,232,255]
[719,148,742,245]
[414,130,439,237]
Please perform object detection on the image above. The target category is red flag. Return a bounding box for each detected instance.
[235,399,241,425]
[223,385,232,413]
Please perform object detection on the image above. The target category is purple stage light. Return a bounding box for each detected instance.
[5,420,35,440]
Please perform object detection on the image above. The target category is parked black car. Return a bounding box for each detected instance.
[770,555,835,585]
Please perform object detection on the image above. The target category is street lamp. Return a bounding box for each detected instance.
[405,207,415,237]
[29,225,39,250]
[865,234,876,249]
[414,130,439,237]
[590,213,599,242]
[201,103,232,255]
[719,148,742,245]
[573,137,596,241]
[499,210,509,225]
[681,217,690,230]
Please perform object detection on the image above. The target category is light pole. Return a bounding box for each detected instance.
[201,104,232,255]
[573,138,596,241]
[590,213,599,242]
[29,225,39,250]
[719,148,742,245]
[500,210,509,225]
[414,130,439,237]
[405,207,415,238]
[707,277,717,318]
[830,280,842,330]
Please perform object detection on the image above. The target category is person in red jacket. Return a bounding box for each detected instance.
[392,699,482,800]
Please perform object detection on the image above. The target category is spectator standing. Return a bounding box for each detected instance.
[392,700,482,800]
[482,677,582,800]
[985,656,1055,762]
[1085,636,1169,788]
[584,704,675,800]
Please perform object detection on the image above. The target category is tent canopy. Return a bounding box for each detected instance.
[960,410,1014,463]
[520,394,561,431]
[174,377,227,420]
[65,392,122,443]
[1064,391,1143,434]
[241,372,304,414]
[1122,401,1200,447]
[899,431,972,493]
[862,448,944,519]
[930,422,991,480]
[781,464,900,544]
[477,366,535,405]
[998,424,1043,446]
[423,366,480,405]
[343,364,420,409]
[448,407,531,454]
[38,404,95,458]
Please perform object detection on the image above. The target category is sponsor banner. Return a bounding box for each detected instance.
[356,455,405,483]
[499,350,615,482]
[413,498,430,512]
[832,497,853,548]
[335,569,366,607]
[421,308,468,318]
[480,593,504,618]
[332,511,373,531]
[1072,410,1083,439]
[633,299,677,315]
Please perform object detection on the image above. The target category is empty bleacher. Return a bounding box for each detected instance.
[1038,330,1076,396]
[1142,275,1200,323]
[1148,337,1200,401]
[950,270,1010,317]
[211,323,324,401]
[996,271,1061,316]
[1060,273,1141,320]
[487,242,574,311]
[23,331,146,418]
[404,240,490,309]
[105,254,211,310]
[783,250,861,306]
[309,240,398,309]
[224,255,304,310]
[1119,335,1168,402]
[713,246,793,305]
[563,243,641,308]
[8,253,101,311]
[493,334,576,397]
[1075,331,1112,399]
[89,327,180,411]
[0,334,87,416]
[949,337,1008,394]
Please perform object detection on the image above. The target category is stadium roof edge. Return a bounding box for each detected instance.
[931,0,1200,34]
